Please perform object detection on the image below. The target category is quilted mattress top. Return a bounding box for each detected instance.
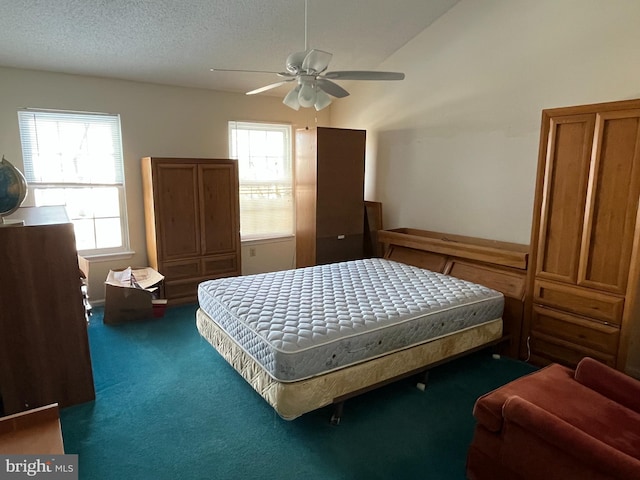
[198,258,503,381]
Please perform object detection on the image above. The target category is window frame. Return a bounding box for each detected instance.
[228,121,294,242]
[17,108,132,258]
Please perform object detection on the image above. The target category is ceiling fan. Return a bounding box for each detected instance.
[211,0,405,111]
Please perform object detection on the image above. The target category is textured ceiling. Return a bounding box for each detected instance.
[0,0,458,97]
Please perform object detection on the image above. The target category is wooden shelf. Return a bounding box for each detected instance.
[0,404,64,454]
[378,228,529,270]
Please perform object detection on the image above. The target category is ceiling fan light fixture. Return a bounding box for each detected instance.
[283,85,301,110]
[314,88,332,111]
[298,81,316,108]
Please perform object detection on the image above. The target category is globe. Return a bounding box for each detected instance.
[0,156,28,220]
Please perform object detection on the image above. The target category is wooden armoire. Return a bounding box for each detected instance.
[524,99,640,370]
[0,206,95,415]
[141,157,241,304]
[295,127,366,267]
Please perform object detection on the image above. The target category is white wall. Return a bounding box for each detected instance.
[330,0,640,372]
[0,67,329,302]
[332,0,640,244]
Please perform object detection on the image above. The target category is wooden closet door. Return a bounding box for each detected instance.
[535,114,594,284]
[155,163,200,260]
[315,128,365,264]
[578,109,640,294]
[199,162,239,255]
[315,128,365,237]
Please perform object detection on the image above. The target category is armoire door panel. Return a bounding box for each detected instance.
[199,164,238,255]
[578,110,640,293]
[295,185,317,268]
[315,128,365,237]
[536,115,594,283]
[156,164,200,259]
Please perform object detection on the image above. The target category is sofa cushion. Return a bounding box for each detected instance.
[575,357,640,414]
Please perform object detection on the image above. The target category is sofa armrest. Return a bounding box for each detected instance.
[503,395,640,479]
[575,357,640,413]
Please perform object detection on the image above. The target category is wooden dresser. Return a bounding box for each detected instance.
[0,206,95,415]
[525,99,640,370]
[378,228,529,359]
[141,157,241,304]
[295,127,366,267]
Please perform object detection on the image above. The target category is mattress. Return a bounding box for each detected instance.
[197,258,503,382]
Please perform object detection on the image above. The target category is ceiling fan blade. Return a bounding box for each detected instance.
[246,80,293,95]
[211,68,283,74]
[316,78,350,98]
[322,71,405,81]
[302,49,332,73]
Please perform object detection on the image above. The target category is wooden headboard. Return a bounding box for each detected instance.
[377,228,529,359]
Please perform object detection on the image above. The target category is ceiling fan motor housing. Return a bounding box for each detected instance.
[286,50,309,74]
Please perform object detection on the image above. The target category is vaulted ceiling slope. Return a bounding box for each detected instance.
[0,0,458,95]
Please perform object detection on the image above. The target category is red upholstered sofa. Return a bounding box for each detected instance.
[466,357,640,480]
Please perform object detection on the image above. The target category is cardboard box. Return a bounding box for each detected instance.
[103,267,165,325]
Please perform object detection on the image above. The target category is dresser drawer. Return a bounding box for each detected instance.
[202,254,239,276]
[534,280,624,325]
[161,259,201,280]
[531,304,620,355]
[164,279,200,301]
[529,332,616,368]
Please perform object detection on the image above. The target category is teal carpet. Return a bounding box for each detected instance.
[60,305,536,480]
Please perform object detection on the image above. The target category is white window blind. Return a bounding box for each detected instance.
[229,121,293,240]
[17,109,130,255]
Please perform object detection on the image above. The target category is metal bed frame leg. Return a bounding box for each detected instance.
[416,370,429,391]
[330,401,344,425]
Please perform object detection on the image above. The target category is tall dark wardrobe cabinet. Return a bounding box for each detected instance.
[295,127,366,267]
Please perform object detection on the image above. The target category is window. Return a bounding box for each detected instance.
[229,122,293,240]
[18,109,130,256]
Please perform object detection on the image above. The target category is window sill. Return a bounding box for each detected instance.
[241,235,294,245]
[78,250,136,262]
